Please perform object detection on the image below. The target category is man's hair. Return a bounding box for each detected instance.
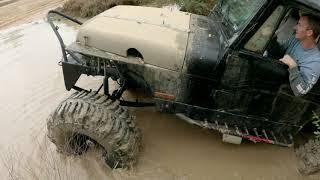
[301,14,320,39]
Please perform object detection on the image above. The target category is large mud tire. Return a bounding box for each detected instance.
[47,91,142,169]
[295,138,320,175]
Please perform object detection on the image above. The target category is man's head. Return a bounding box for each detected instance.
[294,14,320,41]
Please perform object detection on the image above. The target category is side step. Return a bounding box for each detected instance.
[176,113,294,147]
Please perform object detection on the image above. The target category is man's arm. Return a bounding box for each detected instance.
[280,55,317,96]
[288,67,317,96]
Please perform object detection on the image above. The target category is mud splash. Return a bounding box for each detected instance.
[0,19,319,180]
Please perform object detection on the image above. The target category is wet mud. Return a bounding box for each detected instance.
[0,0,64,29]
[0,18,320,180]
[0,0,18,8]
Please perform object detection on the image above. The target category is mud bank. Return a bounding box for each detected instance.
[0,0,65,29]
[60,0,142,18]
[59,0,216,18]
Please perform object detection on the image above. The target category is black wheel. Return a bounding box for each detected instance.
[47,91,142,168]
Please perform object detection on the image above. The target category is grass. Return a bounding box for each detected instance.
[178,0,216,15]
[61,0,141,18]
[60,0,217,18]
[313,112,320,138]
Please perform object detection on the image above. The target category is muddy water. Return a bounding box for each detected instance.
[0,21,319,180]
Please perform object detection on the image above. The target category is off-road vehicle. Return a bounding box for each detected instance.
[47,0,320,174]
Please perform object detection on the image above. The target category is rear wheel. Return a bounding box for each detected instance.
[295,138,320,174]
[47,91,142,168]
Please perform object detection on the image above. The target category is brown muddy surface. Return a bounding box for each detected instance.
[0,0,65,29]
[0,3,320,180]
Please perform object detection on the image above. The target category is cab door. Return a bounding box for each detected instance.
[216,5,289,117]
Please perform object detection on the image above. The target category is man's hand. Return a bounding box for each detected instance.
[280,55,298,69]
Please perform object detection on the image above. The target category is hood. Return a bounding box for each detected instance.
[95,5,190,32]
[76,6,191,71]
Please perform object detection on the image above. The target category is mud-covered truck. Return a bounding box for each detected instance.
[47,0,320,174]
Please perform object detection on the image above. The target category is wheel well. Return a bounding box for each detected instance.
[127,48,143,59]
[300,109,320,134]
[300,120,318,134]
[126,71,152,94]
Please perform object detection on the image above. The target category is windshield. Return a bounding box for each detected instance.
[219,0,267,31]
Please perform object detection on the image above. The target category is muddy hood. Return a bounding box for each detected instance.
[76,6,191,71]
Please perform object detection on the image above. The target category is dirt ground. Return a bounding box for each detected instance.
[0,0,65,29]
[0,0,320,179]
